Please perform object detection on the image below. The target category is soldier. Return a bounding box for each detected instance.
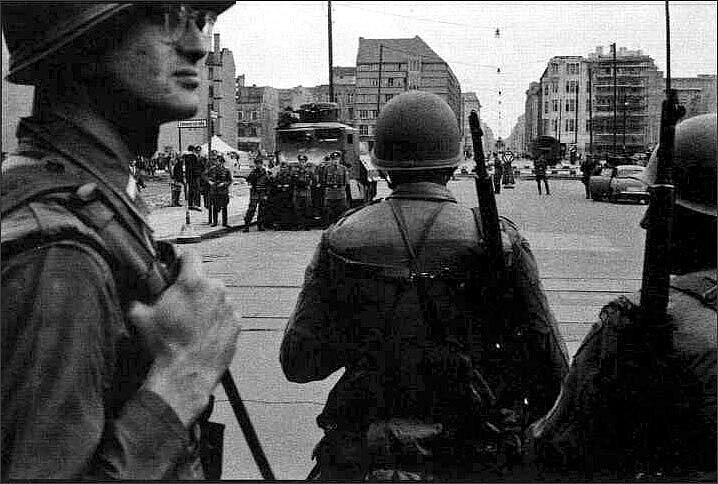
[580,154,596,199]
[170,155,184,206]
[182,145,202,210]
[312,156,330,225]
[243,158,271,232]
[534,155,550,195]
[280,92,569,481]
[293,154,313,230]
[205,155,232,227]
[492,152,503,194]
[273,160,294,230]
[527,113,717,481]
[321,151,349,226]
[1,3,240,479]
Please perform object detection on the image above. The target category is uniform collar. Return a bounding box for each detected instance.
[386,182,457,203]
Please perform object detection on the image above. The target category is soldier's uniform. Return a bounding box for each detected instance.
[273,162,294,230]
[312,159,329,224]
[1,4,234,480]
[281,92,569,481]
[492,153,503,194]
[292,156,313,230]
[205,157,232,227]
[243,162,271,231]
[320,154,349,227]
[527,113,717,482]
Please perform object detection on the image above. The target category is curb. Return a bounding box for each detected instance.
[158,219,257,244]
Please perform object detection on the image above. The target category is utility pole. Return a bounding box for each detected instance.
[588,65,593,154]
[612,42,617,155]
[558,97,562,144]
[376,44,384,116]
[623,94,628,152]
[327,1,334,103]
[574,71,579,145]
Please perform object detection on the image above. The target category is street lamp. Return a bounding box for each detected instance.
[622,98,628,154]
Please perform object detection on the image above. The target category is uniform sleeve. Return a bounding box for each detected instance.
[280,234,346,383]
[1,244,189,480]
[503,221,570,416]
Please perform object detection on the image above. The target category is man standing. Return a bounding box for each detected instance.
[280,92,568,481]
[243,158,271,232]
[272,160,294,230]
[580,154,596,199]
[492,152,503,194]
[528,114,717,481]
[1,4,240,479]
[534,155,550,195]
[205,155,232,227]
[183,145,203,210]
[292,154,313,230]
[320,151,349,226]
[170,154,185,206]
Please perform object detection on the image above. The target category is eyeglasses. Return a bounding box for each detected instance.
[147,4,218,43]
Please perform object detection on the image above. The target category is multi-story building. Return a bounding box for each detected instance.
[310,67,357,125]
[672,74,717,120]
[354,36,462,153]
[587,45,663,156]
[524,81,542,144]
[530,46,664,159]
[157,33,237,153]
[461,92,481,157]
[236,77,279,154]
[481,121,496,155]
[277,86,314,111]
[506,114,526,154]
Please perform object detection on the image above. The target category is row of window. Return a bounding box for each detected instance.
[356,77,406,88]
[355,62,448,73]
[543,118,647,134]
[238,111,259,121]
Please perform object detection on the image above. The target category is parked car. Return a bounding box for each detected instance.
[589,164,649,203]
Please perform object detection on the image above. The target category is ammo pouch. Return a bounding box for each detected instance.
[1,155,224,479]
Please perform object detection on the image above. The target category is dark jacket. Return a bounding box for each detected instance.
[1,105,200,480]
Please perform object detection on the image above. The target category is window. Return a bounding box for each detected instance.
[544,101,549,114]
[347,134,353,144]
[208,86,214,98]
[387,77,395,87]
[544,84,549,95]
[238,111,244,120]
[586,119,592,132]
[566,99,576,112]
[565,119,575,132]
[553,118,558,132]
[359,110,368,119]
[370,79,378,87]
[346,93,354,104]
[553,99,559,112]
[251,111,258,120]
[552,82,558,93]
[348,108,354,119]
[385,94,393,102]
[359,125,369,136]
[586,99,591,111]
[208,67,214,79]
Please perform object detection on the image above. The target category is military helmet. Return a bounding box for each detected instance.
[644,113,716,217]
[2,2,234,85]
[372,91,461,171]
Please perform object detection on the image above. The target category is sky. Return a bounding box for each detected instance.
[215,0,717,137]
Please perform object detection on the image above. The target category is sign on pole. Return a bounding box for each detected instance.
[178,118,208,129]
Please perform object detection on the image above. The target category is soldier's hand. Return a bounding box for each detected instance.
[129,250,241,427]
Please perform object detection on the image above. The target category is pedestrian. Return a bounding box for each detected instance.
[320,151,349,226]
[492,152,503,194]
[292,154,313,230]
[502,156,515,187]
[1,3,240,480]
[534,155,550,195]
[280,92,569,481]
[183,145,203,211]
[170,154,184,206]
[243,158,271,232]
[527,113,717,482]
[580,154,596,199]
[205,155,232,227]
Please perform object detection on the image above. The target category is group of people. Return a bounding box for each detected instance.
[171,145,233,227]
[1,3,715,483]
[490,151,516,194]
[243,151,350,231]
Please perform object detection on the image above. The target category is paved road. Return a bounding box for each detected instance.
[191,176,648,480]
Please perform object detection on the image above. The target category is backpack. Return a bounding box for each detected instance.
[1,152,223,480]
[313,199,530,479]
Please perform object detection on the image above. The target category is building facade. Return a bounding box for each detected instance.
[236,79,279,154]
[277,86,314,111]
[461,92,481,157]
[505,114,526,155]
[158,34,237,154]
[524,81,542,144]
[354,36,462,153]
[310,67,357,125]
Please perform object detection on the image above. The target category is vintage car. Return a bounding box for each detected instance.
[589,164,649,203]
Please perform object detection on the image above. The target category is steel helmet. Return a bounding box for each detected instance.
[372,91,461,171]
[2,2,234,85]
[644,113,717,217]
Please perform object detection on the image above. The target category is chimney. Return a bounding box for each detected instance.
[214,33,220,54]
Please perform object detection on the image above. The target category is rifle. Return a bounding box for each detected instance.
[468,110,504,277]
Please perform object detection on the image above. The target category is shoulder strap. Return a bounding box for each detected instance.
[386,198,447,273]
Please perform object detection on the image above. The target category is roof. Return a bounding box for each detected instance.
[356,36,444,64]
[462,92,479,103]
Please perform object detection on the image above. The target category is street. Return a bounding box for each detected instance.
[191,174,648,480]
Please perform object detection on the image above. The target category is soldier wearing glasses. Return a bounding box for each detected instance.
[1,3,240,479]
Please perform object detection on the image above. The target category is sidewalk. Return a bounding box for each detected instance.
[147,180,253,243]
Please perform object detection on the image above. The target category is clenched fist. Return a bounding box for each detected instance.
[129,250,241,426]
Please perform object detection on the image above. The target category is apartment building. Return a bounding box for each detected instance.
[310,67,357,125]
[236,77,279,153]
[672,74,717,120]
[354,36,462,153]
[524,81,542,144]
